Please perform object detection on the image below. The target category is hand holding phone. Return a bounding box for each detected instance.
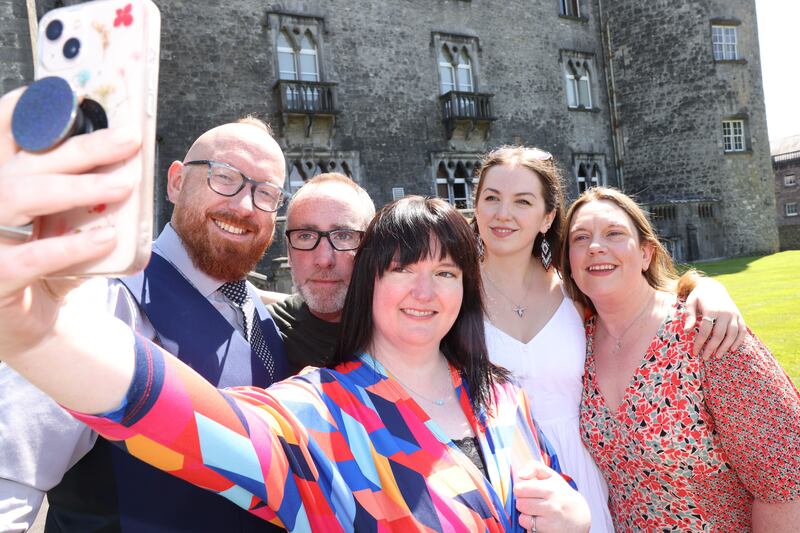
[26,0,161,277]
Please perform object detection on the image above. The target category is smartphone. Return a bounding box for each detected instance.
[34,0,160,277]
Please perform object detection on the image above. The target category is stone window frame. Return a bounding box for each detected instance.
[432,32,482,95]
[710,19,741,62]
[266,12,328,83]
[573,153,606,193]
[285,151,360,194]
[786,202,798,217]
[722,118,747,152]
[785,174,797,187]
[431,152,481,210]
[560,50,595,111]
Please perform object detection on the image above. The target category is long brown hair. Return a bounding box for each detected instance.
[560,187,678,311]
[332,196,510,413]
[472,145,565,270]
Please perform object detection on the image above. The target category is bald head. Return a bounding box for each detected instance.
[287,173,375,229]
[166,120,287,281]
[184,122,285,184]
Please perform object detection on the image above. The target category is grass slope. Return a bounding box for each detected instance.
[687,250,800,386]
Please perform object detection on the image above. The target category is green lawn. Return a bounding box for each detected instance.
[686,250,800,387]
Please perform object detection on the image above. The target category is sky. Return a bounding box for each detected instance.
[755,0,800,148]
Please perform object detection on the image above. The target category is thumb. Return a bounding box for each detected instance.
[517,460,556,481]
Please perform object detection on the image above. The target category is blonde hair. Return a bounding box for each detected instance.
[560,187,678,311]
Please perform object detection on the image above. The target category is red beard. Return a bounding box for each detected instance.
[173,206,274,282]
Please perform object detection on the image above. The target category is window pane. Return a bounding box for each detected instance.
[436,182,450,200]
[723,120,746,151]
[452,182,468,209]
[723,121,732,151]
[712,26,738,60]
[566,76,578,107]
[712,26,724,60]
[298,52,319,81]
[439,64,455,93]
[733,121,743,150]
[439,47,455,94]
[278,51,296,80]
[578,75,591,108]
[457,64,473,92]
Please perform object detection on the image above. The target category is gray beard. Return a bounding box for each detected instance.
[292,272,348,316]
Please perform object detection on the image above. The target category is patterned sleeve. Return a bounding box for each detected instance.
[510,384,577,490]
[701,330,800,503]
[70,335,338,531]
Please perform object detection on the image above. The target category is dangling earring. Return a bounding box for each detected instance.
[476,234,485,261]
[540,232,552,271]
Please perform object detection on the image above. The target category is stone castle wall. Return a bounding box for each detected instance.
[602,0,778,258]
[1,0,779,281]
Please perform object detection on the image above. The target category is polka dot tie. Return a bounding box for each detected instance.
[220,280,275,380]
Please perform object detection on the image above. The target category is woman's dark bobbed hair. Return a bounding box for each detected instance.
[332,195,509,413]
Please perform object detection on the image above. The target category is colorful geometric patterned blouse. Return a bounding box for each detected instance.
[73,337,565,532]
[580,301,800,532]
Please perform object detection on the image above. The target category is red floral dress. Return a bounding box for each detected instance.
[580,301,800,532]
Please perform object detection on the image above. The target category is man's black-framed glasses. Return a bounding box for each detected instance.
[285,229,365,251]
[184,160,288,213]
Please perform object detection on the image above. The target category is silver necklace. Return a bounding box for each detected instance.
[382,361,454,406]
[598,294,653,355]
[483,270,533,318]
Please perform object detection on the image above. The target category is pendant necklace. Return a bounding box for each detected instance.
[599,294,654,355]
[483,269,533,318]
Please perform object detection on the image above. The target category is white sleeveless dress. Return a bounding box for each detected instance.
[485,292,614,533]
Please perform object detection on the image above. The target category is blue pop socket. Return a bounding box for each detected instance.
[12,76,81,152]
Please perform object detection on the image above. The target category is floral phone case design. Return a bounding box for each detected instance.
[35,0,160,277]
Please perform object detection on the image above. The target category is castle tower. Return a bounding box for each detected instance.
[600,0,778,259]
